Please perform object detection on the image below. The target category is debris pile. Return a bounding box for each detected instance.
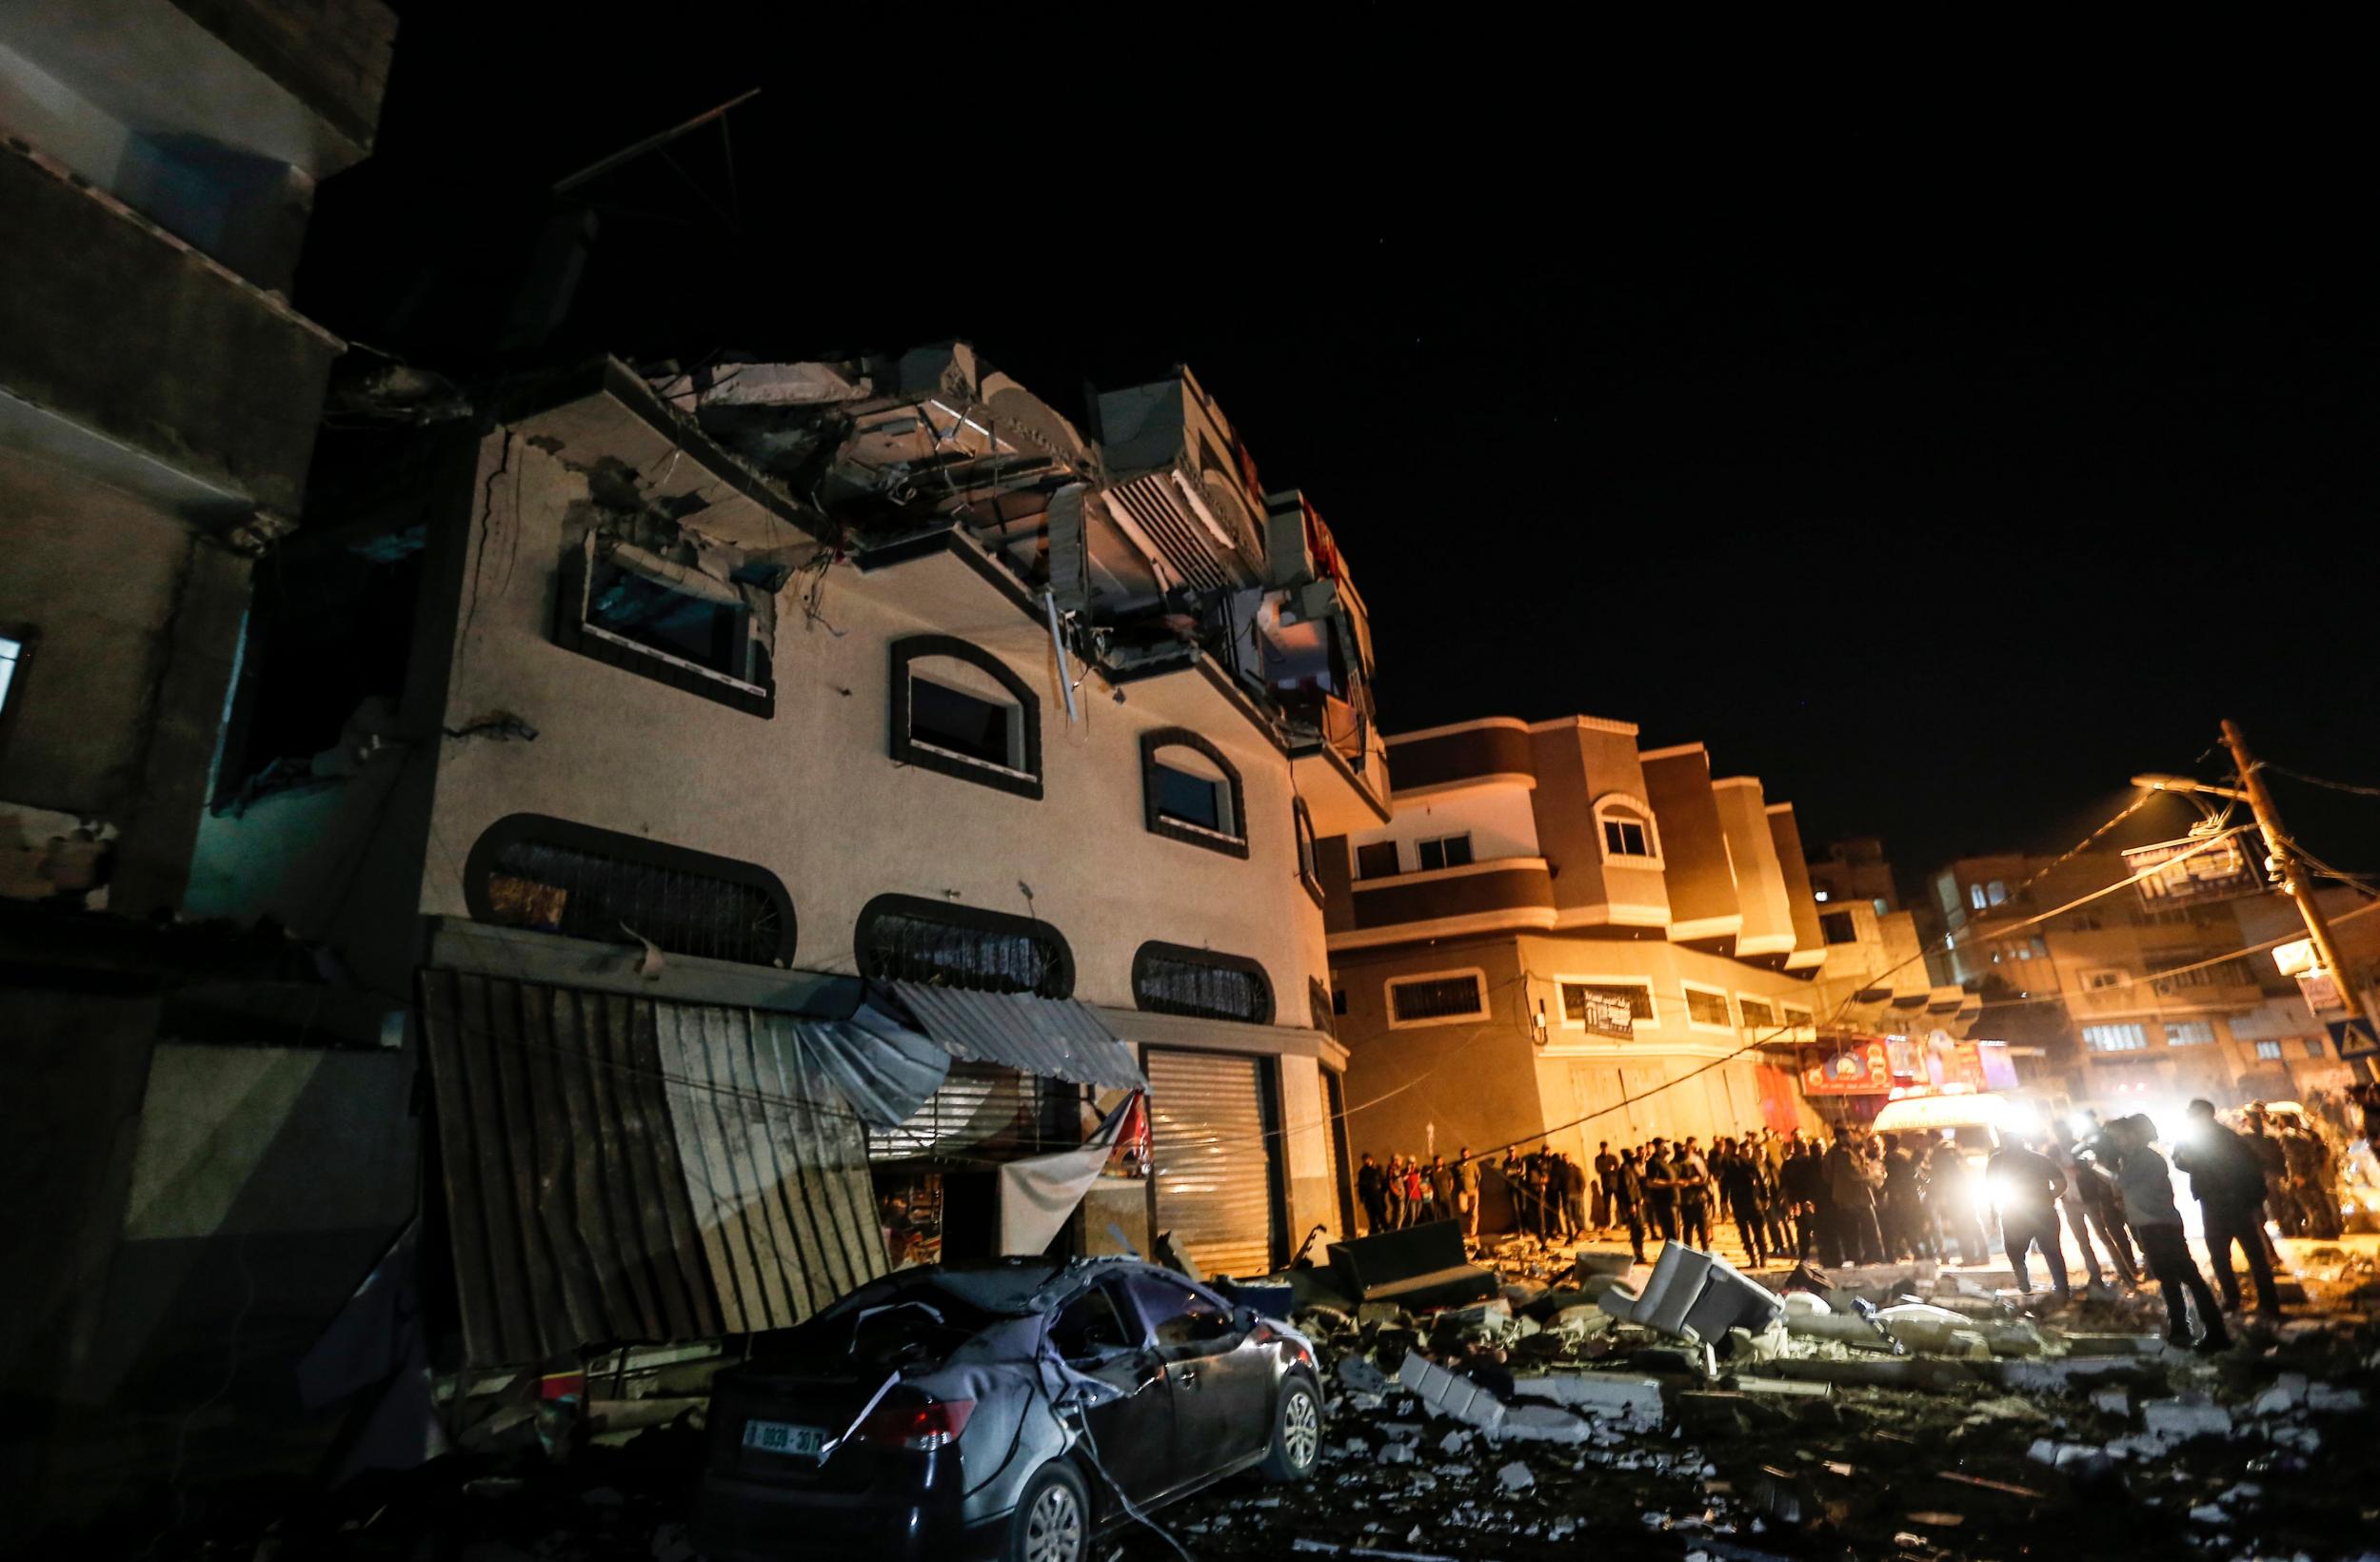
[1161,1241,2380,1559]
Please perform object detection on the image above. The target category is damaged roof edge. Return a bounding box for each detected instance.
[490,356,823,544]
[852,526,1296,760]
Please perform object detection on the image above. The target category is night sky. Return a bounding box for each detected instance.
[303,11,2380,888]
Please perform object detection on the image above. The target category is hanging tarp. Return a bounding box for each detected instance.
[888,981,1146,1089]
[419,971,888,1367]
[997,1095,1139,1257]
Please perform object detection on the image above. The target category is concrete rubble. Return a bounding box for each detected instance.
[99,1237,2380,1561]
[1152,1237,2380,1559]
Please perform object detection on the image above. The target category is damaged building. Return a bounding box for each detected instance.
[169,344,1388,1451]
[0,0,401,1530]
[1320,720,1965,1168]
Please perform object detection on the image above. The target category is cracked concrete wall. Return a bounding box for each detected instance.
[0,446,252,914]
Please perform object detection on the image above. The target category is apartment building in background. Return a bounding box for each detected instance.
[1319,718,1841,1179]
[1929,846,2352,1109]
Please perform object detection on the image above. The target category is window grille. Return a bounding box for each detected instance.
[468,817,793,965]
[1133,943,1273,1024]
[1389,974,1485,1023]
[860,902,1071,998]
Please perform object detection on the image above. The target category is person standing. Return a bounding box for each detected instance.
[1428,1154,1456,1228]
[1759,1131,1795,1256]
[2050,1142,2112,1289]
[1879,1134,1929,1261]
[1716,1140,1767,1266]
[1357,1152,1389,1236]
[2282,1123,2337,1240]
[1382,1155,1407,1232]
[1454,1148,1481,1241]
[2241,1107,2301,1237]
[2172,1099,2282,1318]
[2109,1115,2231,1352]
[1612,1147,1648,1263]
[1675,1139,1714,1250]
[1986,1135,2071,1304]
[2065,1142,2139,1287]
[1558,1152,1588,1243]
[1498,1148,1524,1236]
[1825,1135,1884,1265]
[1926,1135,1986,1266]
[1593,1140,1617,1232]
[1640,1141,1679,1244]
[1779,1140,1824,1262]
[1402,1157,1429,1227]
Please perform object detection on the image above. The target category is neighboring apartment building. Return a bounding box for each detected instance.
[0,0,397,1522]
[0,0,392,913]
[1807,835,1901,914]
[188,348,1389,1379]
[1319,718,1837,1177]
[1930,848,2320,1110]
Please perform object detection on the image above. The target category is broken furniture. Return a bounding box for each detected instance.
[1597,1242,1783,1343]
[1326,1220,1499,1312]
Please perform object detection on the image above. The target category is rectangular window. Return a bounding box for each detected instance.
[1683,985,1734,1028]
[1969,883,1987,910]
[1738,997,1776,1029]
[1417,833,1474,872]
[2084,969,2126,991]
[1562,980,1654,1023]
[2254,1039,2283,1061]
[1818,910,1857,945]
[1152,762,1226,833]
[1388,973,1486,1024]
[1986,880,2008,906]
[0,633,21,715]
[909,677,1020,770]
[1782,1005,1814,1031]
[2306,1036,2326,1058]
[1602,819,1652,858]
[1355,840,1400,880]
[1559,981,1643,1038]
[2083,1023,2148,1053]
[2165,1020,2215,1047]
[565,536,773,715]
[1872,897,1891,917]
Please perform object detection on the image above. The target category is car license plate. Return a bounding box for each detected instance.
[742,1419,827,1458]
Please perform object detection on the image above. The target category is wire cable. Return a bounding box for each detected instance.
[2261,761,2380,798]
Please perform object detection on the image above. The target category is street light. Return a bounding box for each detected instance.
[2131,773,2250,801]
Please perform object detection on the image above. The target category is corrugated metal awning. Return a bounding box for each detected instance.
[421,971,888,1367]
[888,981,1147,1090]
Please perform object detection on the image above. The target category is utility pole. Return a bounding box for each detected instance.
[2220,719,2375,1075]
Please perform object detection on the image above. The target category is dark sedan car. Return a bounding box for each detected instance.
[696,1256,1323,1562]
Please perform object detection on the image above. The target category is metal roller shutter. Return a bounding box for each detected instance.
[1146,1049,1276,1279]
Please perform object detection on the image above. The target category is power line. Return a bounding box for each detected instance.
[2261,760,2380,799]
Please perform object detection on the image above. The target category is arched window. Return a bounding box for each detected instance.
[856,893,1074,998]
[890,636,1042,799]
[1140,728,1247,859]
[465,814,796,965]
[1293,797,1322,903]
[1592,792,1663,868]
[1132,941,1274,1024]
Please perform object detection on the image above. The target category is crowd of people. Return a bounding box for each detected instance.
[1352,1096,2364,1352]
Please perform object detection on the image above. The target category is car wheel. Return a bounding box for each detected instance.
[1259,1374,1322,1481]
[1008,1460,1090,1562]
